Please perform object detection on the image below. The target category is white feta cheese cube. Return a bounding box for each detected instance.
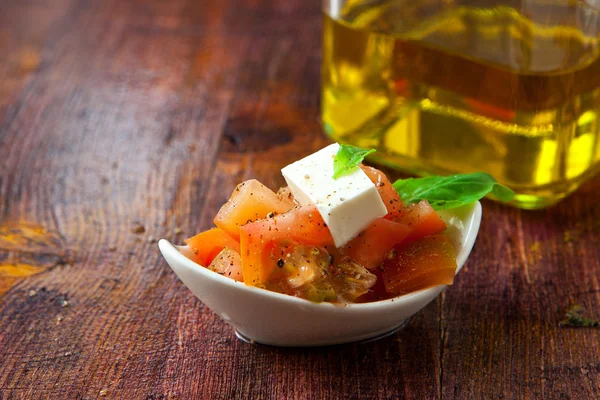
[281,143,387,248]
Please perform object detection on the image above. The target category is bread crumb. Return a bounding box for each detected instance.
[131,224,146,234]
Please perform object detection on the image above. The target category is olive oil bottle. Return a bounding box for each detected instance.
[322,0,600,208]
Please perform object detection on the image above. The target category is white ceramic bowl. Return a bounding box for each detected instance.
[159,201,481,347]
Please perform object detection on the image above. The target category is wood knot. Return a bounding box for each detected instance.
[0,221,69,297]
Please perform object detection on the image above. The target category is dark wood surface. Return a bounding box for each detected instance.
[1,0,599,399]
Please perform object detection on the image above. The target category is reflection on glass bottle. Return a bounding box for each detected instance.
[322,0,600,208]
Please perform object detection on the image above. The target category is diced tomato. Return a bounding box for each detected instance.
[214,179,294,240]
[274,205,334,246]
[341,218,409,269]
[354,267,389,303]
[262,243,339,302]
[208,248,243,282]
[276,243,330,289]
[360,165,404,213]
[240,205,334,285]
[293,279,337,303]
[244,240,376,303]
[385,200,446,241]
[381,235,457,295]
[277,186,296,204]
[328,259,377,302]
[246,204,334,247]
[184,228,240,266]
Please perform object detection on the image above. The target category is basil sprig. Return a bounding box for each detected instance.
[393,172,515,210]
[332,144,515,209]
[332,144,375,179]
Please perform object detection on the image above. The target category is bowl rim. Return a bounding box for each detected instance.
[159,201,481,312]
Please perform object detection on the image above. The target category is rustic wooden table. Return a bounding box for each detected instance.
[1,0,599,399]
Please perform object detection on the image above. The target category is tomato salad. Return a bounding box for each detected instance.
[181,166,460,304]
[179,144,513,304]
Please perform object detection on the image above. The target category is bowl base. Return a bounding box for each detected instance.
[234,318,411,347]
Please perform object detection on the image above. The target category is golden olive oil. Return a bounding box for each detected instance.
[322,2,600,208]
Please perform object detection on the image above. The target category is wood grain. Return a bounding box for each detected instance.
[0,0,599,399]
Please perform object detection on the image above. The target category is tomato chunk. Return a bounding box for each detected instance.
[184,228,240,267]
[262,243,341,303]
[341,218,409,269]
[386,200,446,241]
[208,248,243,282]
[381,235,457,295]
[277,186,296,204]
[244,241,376,303]
[274,205,334,246]
[214,179,294,240]
[240,205,334,285]
[361,165,403,213]
[329,259,377,302]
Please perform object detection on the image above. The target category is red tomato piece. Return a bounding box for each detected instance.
[354,267,389,303]
[385,200,446,241]
[277,186,296,204]
[240,205,334,286]
[208,248,243,282]
[341,218,410,270]
[381,235,457,295]
[214,179,295,240]
[273,205,334,247]
[184,228,240,266]
[360,165,404,213]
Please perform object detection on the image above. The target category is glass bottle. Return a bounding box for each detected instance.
[322,0,600,208]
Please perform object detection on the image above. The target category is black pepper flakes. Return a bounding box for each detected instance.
[277,259,284,268]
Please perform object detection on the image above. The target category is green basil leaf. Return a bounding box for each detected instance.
[559,305,600,328]
[333,144,376,179]
[392,172,515,210]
